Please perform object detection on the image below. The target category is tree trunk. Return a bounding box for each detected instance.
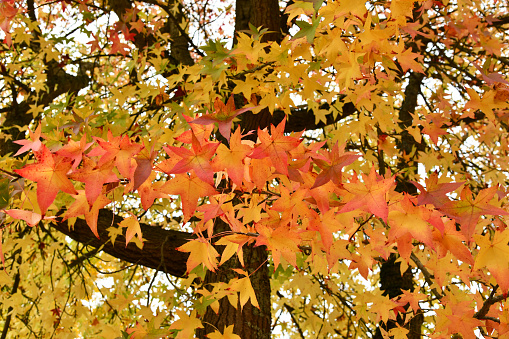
[374,71,426,338]
[197,3,281,337]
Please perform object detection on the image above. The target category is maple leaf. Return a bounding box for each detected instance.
[215,234,250,266]
[395,48,424,73]
[132,146,156,190]
[474,230,509,293]
[4,209,55,227]
[249,118,301,175]
[165,133,219,185]
[197,194,229,224]
[55,134,93,170]
[137,171,169,210]
[339,166,394,222]
[176,114,214,144]
[436,298,483,339]
[177,237,219,273]
[0,0,17,45]
[228,269,259,309]
[161,173,217,221]
[311,142,360,188]
[255,223,301,269]
[191,96,257,142]
[87,33,101,54]
[169,310,203,339]
[61,190,111,238]
[388,195,434,259]
[411,172,464,206]
[208,325,241,339]
[92,131,143,179]
[120,214,143,247]
[13,124,42,156]
[211,127,252,186]
[433,219,474,265]
[108,31,130,56]
[15,145,77,214]
[440,185,509,241]
[70,157,118,206]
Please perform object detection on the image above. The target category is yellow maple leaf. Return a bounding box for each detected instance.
[474,230,509,292]
[228,269,259,310]
[177,238,219,273]
[207,325,241,339]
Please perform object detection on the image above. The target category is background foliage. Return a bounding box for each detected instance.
[1,0,509,338]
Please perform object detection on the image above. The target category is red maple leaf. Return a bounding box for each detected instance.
[13,124,42,156]
[70,157,118,206]
[15,145,77,214]
[311,143,360,188]
[165,133,219,185]
[249,118,301,175]
[191,95,256,142]
[92,131,143,179]
[108,31,130,56]
[212,127,252,186]
[87,33,101,54]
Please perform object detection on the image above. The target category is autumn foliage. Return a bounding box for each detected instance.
[1,0,509,338]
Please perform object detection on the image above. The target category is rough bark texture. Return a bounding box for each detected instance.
[196,220,271,338]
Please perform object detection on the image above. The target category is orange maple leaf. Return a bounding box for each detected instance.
[388,195,434,254]
[91,130,143,179]
[61,190,111,238]
[212,127,252,187]
[255,223,300,269]
[440,185,509,241]
[311,143,360,188]
[15,145,77,214]
[119,214,143,247]
[339,166,394,222]
[411,171,463,206]
[474,230,509,293]
[137,171,169,210]
[165,133,219,185]
[161,173,217,221]
[55,134,93,170]
[249,118,301,175]
[70,158,118,206]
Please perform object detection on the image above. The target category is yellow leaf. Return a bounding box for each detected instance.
[228,275,259,309]
[119,215,143,248]
[207,325,241,339]
[178,238,219,273]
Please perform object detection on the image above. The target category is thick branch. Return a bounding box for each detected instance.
[276,100,357,133]
[52,209,192,277]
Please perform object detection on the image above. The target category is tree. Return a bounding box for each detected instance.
[1,0,509,338]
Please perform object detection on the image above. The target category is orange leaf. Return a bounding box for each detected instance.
[15,145,77,214]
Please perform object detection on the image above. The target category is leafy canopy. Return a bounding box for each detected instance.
[1,0,509,338]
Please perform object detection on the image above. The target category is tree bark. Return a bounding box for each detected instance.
[52,210,191,277]
[196,218,271,338]
[374,71,426,338]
